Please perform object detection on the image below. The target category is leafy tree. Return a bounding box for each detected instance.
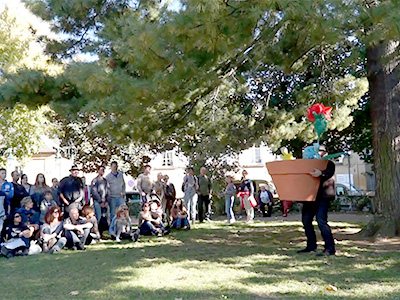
[3,0,399,234]
[0,2,61,166]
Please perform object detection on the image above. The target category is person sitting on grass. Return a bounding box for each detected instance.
[15,196,40,237]
[81,205,101,244]
[109,204,134,242]
[150,200,168,235]
[170,199,190,230]
[137,202,164,237]
[258,185,273,218]
[40,206,66,253]
[63,207,92,250]
[1,211,32,258]
[40,190,57,224]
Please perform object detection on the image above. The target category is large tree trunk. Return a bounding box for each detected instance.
[364,41,400,236]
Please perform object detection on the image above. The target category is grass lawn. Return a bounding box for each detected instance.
[1,213,400,300]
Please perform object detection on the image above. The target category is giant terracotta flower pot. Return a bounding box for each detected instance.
[266,159,329,202]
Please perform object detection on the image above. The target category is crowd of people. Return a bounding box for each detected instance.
[0,161,277,259]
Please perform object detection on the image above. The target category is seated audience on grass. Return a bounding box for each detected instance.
[170,199,190,230]
[81,205,100,243]
[258,185,273,218]
[40,206,66,253]
[63,207,93,250]
[150,200,167,235]
[138,202,163,236]
[1,211,31,258]
[40,190,57,223]
[16,196,40,234]
[30,173,51,209]
[109,204,134,242]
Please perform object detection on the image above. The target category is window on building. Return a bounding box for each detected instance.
[162,151,173,166]
[253,147,261,164]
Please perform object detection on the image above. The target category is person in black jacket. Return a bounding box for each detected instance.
[298,146,336,256]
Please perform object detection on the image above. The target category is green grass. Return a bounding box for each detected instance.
[1,217,400,300]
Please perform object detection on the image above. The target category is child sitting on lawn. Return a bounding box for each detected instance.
[170,199,190,230]
[109,204,134,242]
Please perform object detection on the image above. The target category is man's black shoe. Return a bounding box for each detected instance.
[316,249,335,256]
[76,243,86,251]
[297,248,317,254]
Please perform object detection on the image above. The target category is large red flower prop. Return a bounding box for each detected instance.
[307,103,332,122]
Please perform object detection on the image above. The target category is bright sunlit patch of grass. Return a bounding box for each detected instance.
[0,216,399,299]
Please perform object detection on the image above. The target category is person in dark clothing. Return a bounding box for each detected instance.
[298,147,336,256]
[1,211,32,258]
[51,178,61,206]
[59,165,84,217]
[91,166,110,223]
[15,196,40,233]
[258,185,273,217]
[30,173,51,209]
[10,171,28,213]
[164,175,176,223]
[197,167,212,223]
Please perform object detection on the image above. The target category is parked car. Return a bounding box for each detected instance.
[335,183,374,212]
[126,190,141,204]
[336,183,366,196]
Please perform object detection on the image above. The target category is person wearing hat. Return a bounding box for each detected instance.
[298,145,336,256]
[59,165,85,217]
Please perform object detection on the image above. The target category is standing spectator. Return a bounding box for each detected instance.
[40,206,66,253]
[224,175,237,224]
[105,161,126,219]
[298,146,336,256]
[39,190,57,223]
[1,211,31,258]
[0,191,5,235]
[197,167,212,223]
[136,165,153,203]
[82,176,91,206]
[258,185,273,217]
[91,166,110,225]
[59,165,85,217]
[51,178,61,206]
[183,167,198,225]
[30,173,51,209]
[0,168,14,216]
[10,171,28,213]
[21,174,32,195]
[164,175,176,221]
[238,170,255,223]
[63,207,93,250]
[154,172,167,212]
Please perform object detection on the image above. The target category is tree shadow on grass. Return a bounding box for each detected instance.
[0,220,399,299]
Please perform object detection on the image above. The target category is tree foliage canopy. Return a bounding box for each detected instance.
[0,0,385,165]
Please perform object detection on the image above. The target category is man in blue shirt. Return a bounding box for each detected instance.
[0,168,14,216]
